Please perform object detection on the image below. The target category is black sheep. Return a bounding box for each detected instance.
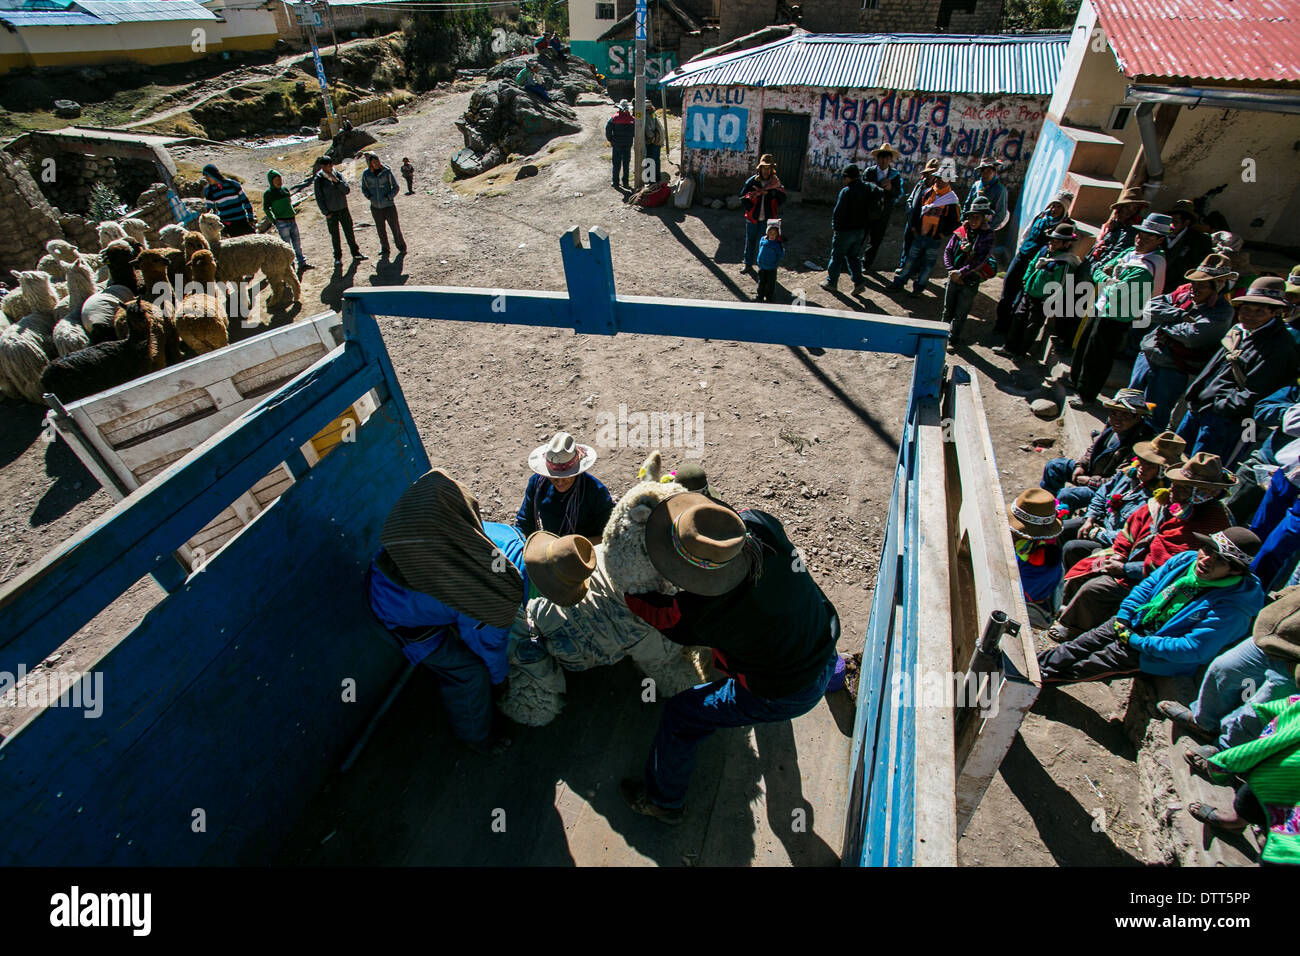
[40,299,157,404]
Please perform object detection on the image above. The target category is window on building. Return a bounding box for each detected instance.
[596,2,616,18]
[1107,104,1133,131]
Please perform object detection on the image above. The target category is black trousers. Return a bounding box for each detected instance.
[325,209,361,259]
[860,215,892,270]
[1038,615,1143,684]
[756,268,777,302]
[1005,296,1050,354]
[224,218,254,237]
[1070,316,1129,402]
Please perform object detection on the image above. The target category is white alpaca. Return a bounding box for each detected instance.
[197,212,301,309]
[496,451,708,727]
[120,218,150,247]
[52,256,99,357]
[0,271,60,402]
[97,221,127,248]
[157,224,186,250]
[36,238,80,282]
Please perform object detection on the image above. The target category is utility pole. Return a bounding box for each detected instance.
[632,0,647,189]
[300,2,335,131]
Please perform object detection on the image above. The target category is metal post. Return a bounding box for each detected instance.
[302,2,334,129]
[633,0,647,189]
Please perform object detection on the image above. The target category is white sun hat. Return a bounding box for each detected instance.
[528,431,597,478]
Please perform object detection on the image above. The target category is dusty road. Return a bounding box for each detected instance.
[0,84,1149,865]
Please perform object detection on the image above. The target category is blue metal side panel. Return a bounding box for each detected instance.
[0,402,421,864]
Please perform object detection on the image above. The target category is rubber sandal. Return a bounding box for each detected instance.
[1183,743,1221,779]
[1188,801,1248,831]
[1157,700,1216,741]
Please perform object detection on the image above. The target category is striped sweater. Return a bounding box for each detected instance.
[203,177,255,228]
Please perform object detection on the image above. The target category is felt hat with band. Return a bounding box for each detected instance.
[1110,186,1149,210]
[671,462,711,497]
[873,143,900,158]
[966,197,994,216]
[645,493,752,596]
[921,158,941,174]
[1133,212,1175,238]
[757,153,777,172]
[1101,387,1154,416]
[1166,451,1236,488]
[523,531,597,606]
[1192,528,1261,571]
[1047,221,1078,242]
[1232,276,1289,309]
[1184,253,1238,283]
[1285,267,1300,294]
[1169,198,1198,222]
[379,469,524,627]
[1132,431,1187,468]
[1008,488,1062,540]
[528,431,597,478]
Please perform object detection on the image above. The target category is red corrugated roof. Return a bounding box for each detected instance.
[1092,0,1300,85]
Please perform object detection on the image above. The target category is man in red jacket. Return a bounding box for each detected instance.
[1048,452,1233,640]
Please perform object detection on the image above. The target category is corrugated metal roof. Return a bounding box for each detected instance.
[74,0,218,23]
[660,33,1070,95]
[1092,0,1300,85]
[0,0,218,23]
[0,9,100,23]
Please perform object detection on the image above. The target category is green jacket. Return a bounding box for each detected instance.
[1092,245,1163,323]
[1210,693,1300,866]
[1022,247,1078,300]
[262,168,296,221]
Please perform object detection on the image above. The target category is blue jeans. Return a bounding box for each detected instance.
[274,218,307,268]
[645,652,837,807]
[612,147,630,186]
[743,219,763,267]
[1250,467,1300,590]
[1129,354,1188,432]
[892,234,942,291]
[826,228,865,286]
[1041,457,1094,512]
[1176,408,1246,469]
[1190,636,1299,750]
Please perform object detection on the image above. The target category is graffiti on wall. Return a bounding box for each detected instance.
[681,85,1051,199]
[683,88,749,151]
[605,45,678,80]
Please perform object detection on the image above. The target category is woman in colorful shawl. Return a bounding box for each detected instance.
[1190,692,1300,866]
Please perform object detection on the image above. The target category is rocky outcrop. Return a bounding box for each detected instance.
[452,78,583,179]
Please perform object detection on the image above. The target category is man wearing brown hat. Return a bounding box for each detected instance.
[860,143,903,271]
[1177,276,1299,468]
[620,495,840,824]
[1062,431,1185,571]
[996,219,1080,356]
[1129,253,1238,430]
[1162,199,1213,286]
[1039,527,1265,684]
[1051,451,1234,639]
[367,470,527,754]
[894,158,941,274]
[1061,188,1150,347]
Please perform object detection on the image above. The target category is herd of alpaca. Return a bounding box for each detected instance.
[0,214,300,406]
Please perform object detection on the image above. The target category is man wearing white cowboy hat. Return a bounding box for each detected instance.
[516,431,616,542]
[1069,212,1174,408]
[1129,253,1238,430]
[1039,527,1265,685]
[1177,276,1299,468]
[859,143,903,271]
[620,494,840,824]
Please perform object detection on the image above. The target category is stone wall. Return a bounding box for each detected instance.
[858,0,1002,34]
[0,151,68,278]
[321,95,397,137]
[24,152,159,221]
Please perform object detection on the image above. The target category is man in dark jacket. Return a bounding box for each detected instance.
[860,143,903,271]
[621,495,839,824]
[313,157,367,267]
[1178,277,1299,468]
[739,154,786,275]
[1162,199,1214,287]
[605,100,635,189]
[1041,388,1156,511]
[821,164,880,295]
[1129,253,1236,430]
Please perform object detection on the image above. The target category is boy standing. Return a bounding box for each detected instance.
[262,169,312,275]
[756,220,785,303]
[400,157,415,195]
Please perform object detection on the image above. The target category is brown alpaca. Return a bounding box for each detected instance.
[175,250,229,355]
[112,296,176,371]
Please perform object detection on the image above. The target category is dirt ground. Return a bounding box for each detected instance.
[0,84,1157,865]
